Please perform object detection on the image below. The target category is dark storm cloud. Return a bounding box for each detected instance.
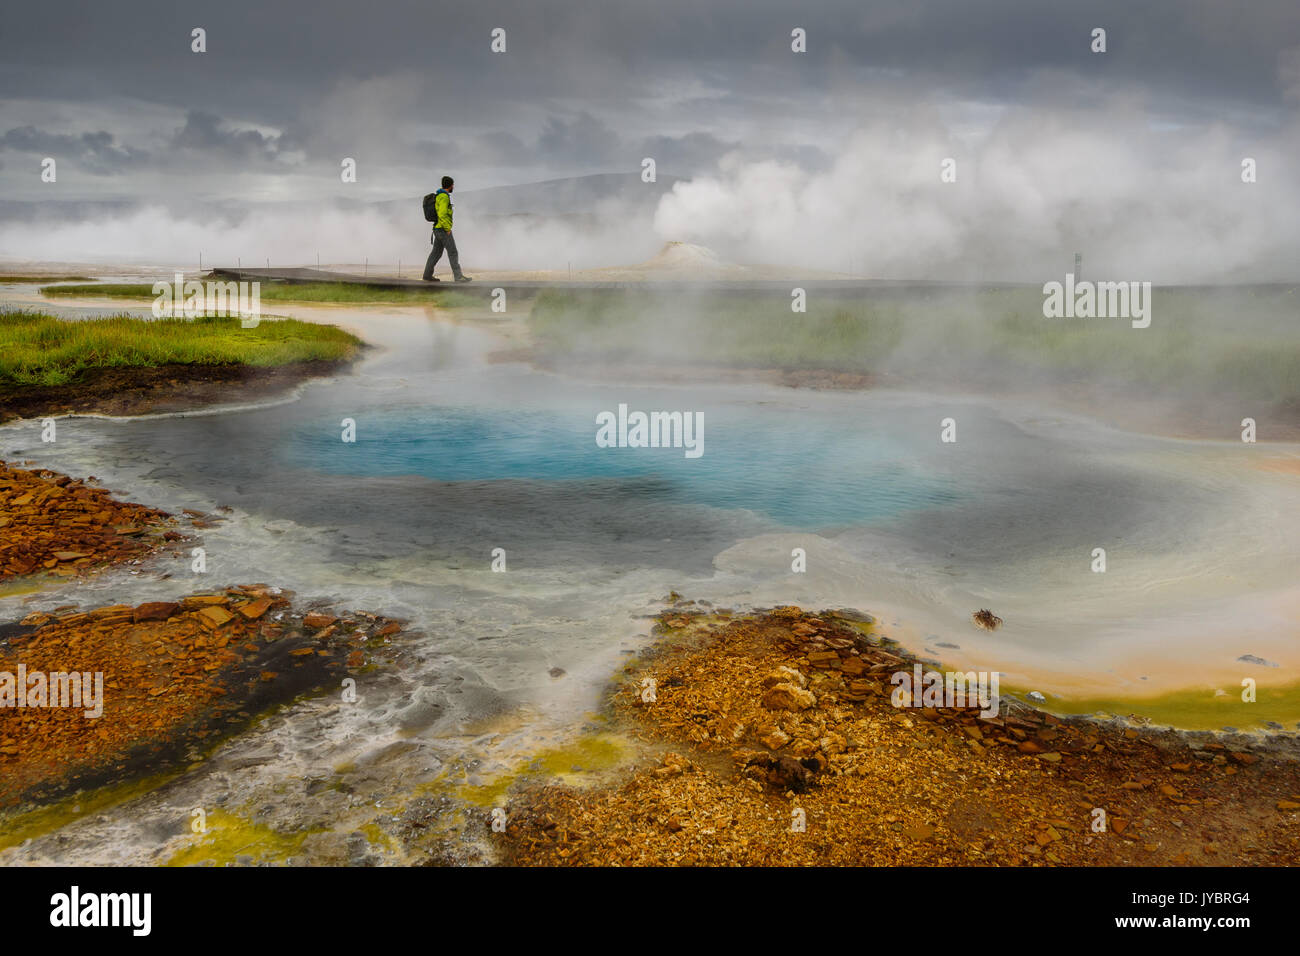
[537,113,621,166]
[410,124,739,177]
[0,0,1294,189]
[0,110,295,179]
[2,0,1297,135]
[530,116,739,172]
[169,110,290,164]
[475,130,530,164]
[1,0,1297,282]
[409,132,516,169]
[637,132,741,172]
[0,126,148,174]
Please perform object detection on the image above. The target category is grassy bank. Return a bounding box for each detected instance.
[0,310,361,386]
[41,281,480,309]
[530,285,1300,405]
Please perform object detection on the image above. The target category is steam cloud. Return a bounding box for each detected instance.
[654,102,1300,283]
[3,94,1297,284]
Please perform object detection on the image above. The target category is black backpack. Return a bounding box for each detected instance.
[422,191,439,222]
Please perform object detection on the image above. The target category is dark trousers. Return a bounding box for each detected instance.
[423,228,462,279]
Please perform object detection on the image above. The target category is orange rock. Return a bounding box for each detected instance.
[236,598,273,620]
[197,606,235,628]
[89,604,134,620]
[180,594,229,609]
[761,683,816,711]
[134,601,179,622]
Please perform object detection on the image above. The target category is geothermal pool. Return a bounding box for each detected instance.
[2,291,1298,863]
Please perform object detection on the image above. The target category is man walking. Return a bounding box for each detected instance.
[423,176,472,283]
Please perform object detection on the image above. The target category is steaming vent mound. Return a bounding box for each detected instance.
[646,241,722,269]
[627,241,753,279]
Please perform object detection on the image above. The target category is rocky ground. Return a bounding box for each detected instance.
[0,459,406,816]
[0,461,175,580]
[499,604,1300,866]
[0,589,403,809]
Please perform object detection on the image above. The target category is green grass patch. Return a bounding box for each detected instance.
[529,285,1300,404]
[0,309,362,387]
[41,281,481,309]
[531,288,904,369]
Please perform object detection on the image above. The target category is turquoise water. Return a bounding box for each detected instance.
[280,403,965,528]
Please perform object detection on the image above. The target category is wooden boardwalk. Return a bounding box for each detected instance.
[210,266,1030,297]
[210,267,433,289]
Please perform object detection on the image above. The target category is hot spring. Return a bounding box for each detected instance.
[2,292,1298,864]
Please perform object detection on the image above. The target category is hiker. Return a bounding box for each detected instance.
[422,176,472,283]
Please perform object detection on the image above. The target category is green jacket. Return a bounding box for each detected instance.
[433,189,453,231]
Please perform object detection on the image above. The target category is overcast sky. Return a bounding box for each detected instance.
[1,0,1298,278]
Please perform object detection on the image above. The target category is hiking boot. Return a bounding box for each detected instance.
[454,275,473,283]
